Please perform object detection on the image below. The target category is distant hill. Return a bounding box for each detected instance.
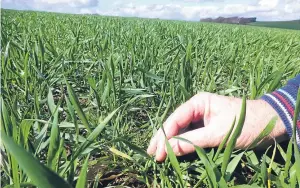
[200,17,256,24]
[249,20,300,30]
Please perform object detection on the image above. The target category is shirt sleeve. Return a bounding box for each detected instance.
[261,74,300,148]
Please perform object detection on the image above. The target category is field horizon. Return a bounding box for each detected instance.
[2,8,300,30]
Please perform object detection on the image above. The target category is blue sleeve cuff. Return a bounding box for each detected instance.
[261,74,300,148]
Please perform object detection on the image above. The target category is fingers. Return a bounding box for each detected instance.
[167,126,219,158]
[147,129,163,155]
[163,94,206,137]
[155,135,167,161]
[147,93,210,160]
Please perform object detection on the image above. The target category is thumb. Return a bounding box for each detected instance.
[167,126,221,156]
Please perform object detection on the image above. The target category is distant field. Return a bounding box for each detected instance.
[249,20,300,30]
[1,9,300,187]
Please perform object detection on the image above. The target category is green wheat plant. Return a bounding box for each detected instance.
[1,9,300,187]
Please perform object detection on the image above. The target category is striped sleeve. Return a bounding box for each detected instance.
[261,74,300,148]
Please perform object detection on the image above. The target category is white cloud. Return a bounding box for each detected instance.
[180,6,218,20]
[285,0,300,14]
[36,0,86,4]
[172,0,224,2]
[2,0,98,11]
[2,0,300,21]
[258,0,279,8]
[34,0,98,7]
[97,0,299,21]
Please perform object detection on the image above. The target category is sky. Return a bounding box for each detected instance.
[1,0,300,21]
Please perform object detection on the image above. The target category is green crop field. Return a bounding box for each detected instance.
[249,20,300,30]
[1,9,300,187]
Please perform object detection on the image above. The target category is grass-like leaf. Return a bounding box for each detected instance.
[225,152,244,181]
[165,139,184,187]
[247,116,277,150]
[115,139,151,159]
[47,88,61,170]
[174,137,221,188]
[11,155,20,188]
[75,154,90,188]
[109,147,132,160]
[213,117,236,161]
[267,70,283,93]
[68,108,119,167]
[268,142,277,188]
[261,146,271,186]
[66,79,92,133]
[1,131,71,188]
[65,95,79,143]
[221,96,246,176]
[3,41,10,69]
[284,139,293,178]
[159,97,184,186]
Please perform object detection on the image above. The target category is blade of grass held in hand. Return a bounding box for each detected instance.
[221,95,246,176]
[165,139,184,187]
[66,79,92,133]
[213,117,236,161]
[1,131,71,188]
[174,137,219,188]
[160,109,184,187]
[247,116,277,150]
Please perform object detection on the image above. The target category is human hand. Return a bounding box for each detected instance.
[147,92,288,162]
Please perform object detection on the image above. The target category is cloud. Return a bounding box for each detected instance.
[258,0,279,8]
[285,0,300,13]
[96,0,299,21]
[113,4,184,20]
[171,0,224,2]
[34,0,98,7]
[2,0,300,21]
[2,0,98,12]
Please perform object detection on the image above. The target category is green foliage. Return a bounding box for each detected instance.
[1,131,72,188]
[221,96,246,176]
[75,154,90,188]
[1,9,300,187]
